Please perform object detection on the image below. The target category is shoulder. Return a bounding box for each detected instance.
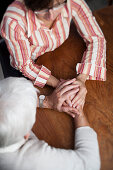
[70,0,88,8]
[2,0,27,24]
[1,0,28,33]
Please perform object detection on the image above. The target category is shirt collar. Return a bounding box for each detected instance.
[36,6,68,28]
[26,4,68,37]
[0,138,26,153]
[61,6,69,18]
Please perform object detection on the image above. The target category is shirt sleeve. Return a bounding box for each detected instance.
[71,0,106,81]
[0,18,51,88]
[25,127,100,170]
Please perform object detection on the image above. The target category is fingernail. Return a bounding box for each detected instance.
[73,104,76,107]
[77,105,80,109]
[69,103,72,107]
[72,101,74,105]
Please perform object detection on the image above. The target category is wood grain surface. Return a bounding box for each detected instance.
[32,5,113,170]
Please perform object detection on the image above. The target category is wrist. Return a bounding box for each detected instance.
[52,79,60,88]
[43,96,53,109]
[46,75,60,88]
[76,74,88,83]
[74,114,90,128]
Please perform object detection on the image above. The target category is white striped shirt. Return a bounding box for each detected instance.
[0,0,106,87]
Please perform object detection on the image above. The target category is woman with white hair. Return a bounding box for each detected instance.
[0,77,100,170]
[0,77,38,147]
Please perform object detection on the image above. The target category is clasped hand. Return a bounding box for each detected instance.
[44,77,87,118]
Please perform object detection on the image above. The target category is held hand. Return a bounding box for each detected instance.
[62,105,84,118]
[62,106,90,128]
[71,79,87,108]
[43,75,88,117]
[56,78,79,107]
[61,105,86,119]
[71,76,87,109]
[55,77,87,109]
[61,106,80,118]
[43,79,79,116]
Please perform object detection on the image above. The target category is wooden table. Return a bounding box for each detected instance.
[33,5,113,170]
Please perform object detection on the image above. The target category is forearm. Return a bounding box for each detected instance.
[43,96,53,109]
[73,109,100,170]
[72,0,106,81]
[74,126,100,170]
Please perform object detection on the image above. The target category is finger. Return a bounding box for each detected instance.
[62,88,80,103]
[65,99,72,107]
[69,106,84,116]
[56,78,76,92]
[62,101,68,107]
[74,96,85,106]
[62,106,79,113]
[56,79,68,90]
[73,97,85,108]
[81,100,85,109]
[66,90,80,107]
[68,108,80,115]
[59,79,73,88]
[66,111,76,118]
[56,78,76,91]
[58,88,80,109]
[62,107,79,117]
[60,78,76,82]
[56,81,65,89]
[71,88,86,105]
[57,89,77,109]
[71,90,82,105]
[59,85,79,96]
[68,93,77,102]
[77,100,85,109]
[82,101,85,108]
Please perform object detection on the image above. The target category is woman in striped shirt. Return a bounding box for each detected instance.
[0,0,106,111]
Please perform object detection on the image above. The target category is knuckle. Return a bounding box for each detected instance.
[66,99,70,103]
[85,89,87,94]
[56,92,61,98]
[83,86,87,93]
[66,93,70,98]
[83,85,85,89]
[62,107,66,112]
[58,98,62,104]
[85,88,87,94]
[56,105,60,111]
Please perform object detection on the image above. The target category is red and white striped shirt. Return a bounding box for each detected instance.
[0,0,106,87]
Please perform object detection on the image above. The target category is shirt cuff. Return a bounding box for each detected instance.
[34,65,51,88]
[75,126,97,143]
[76,63,106,81]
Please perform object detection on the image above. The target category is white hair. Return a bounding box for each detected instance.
[0,77,39,147]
